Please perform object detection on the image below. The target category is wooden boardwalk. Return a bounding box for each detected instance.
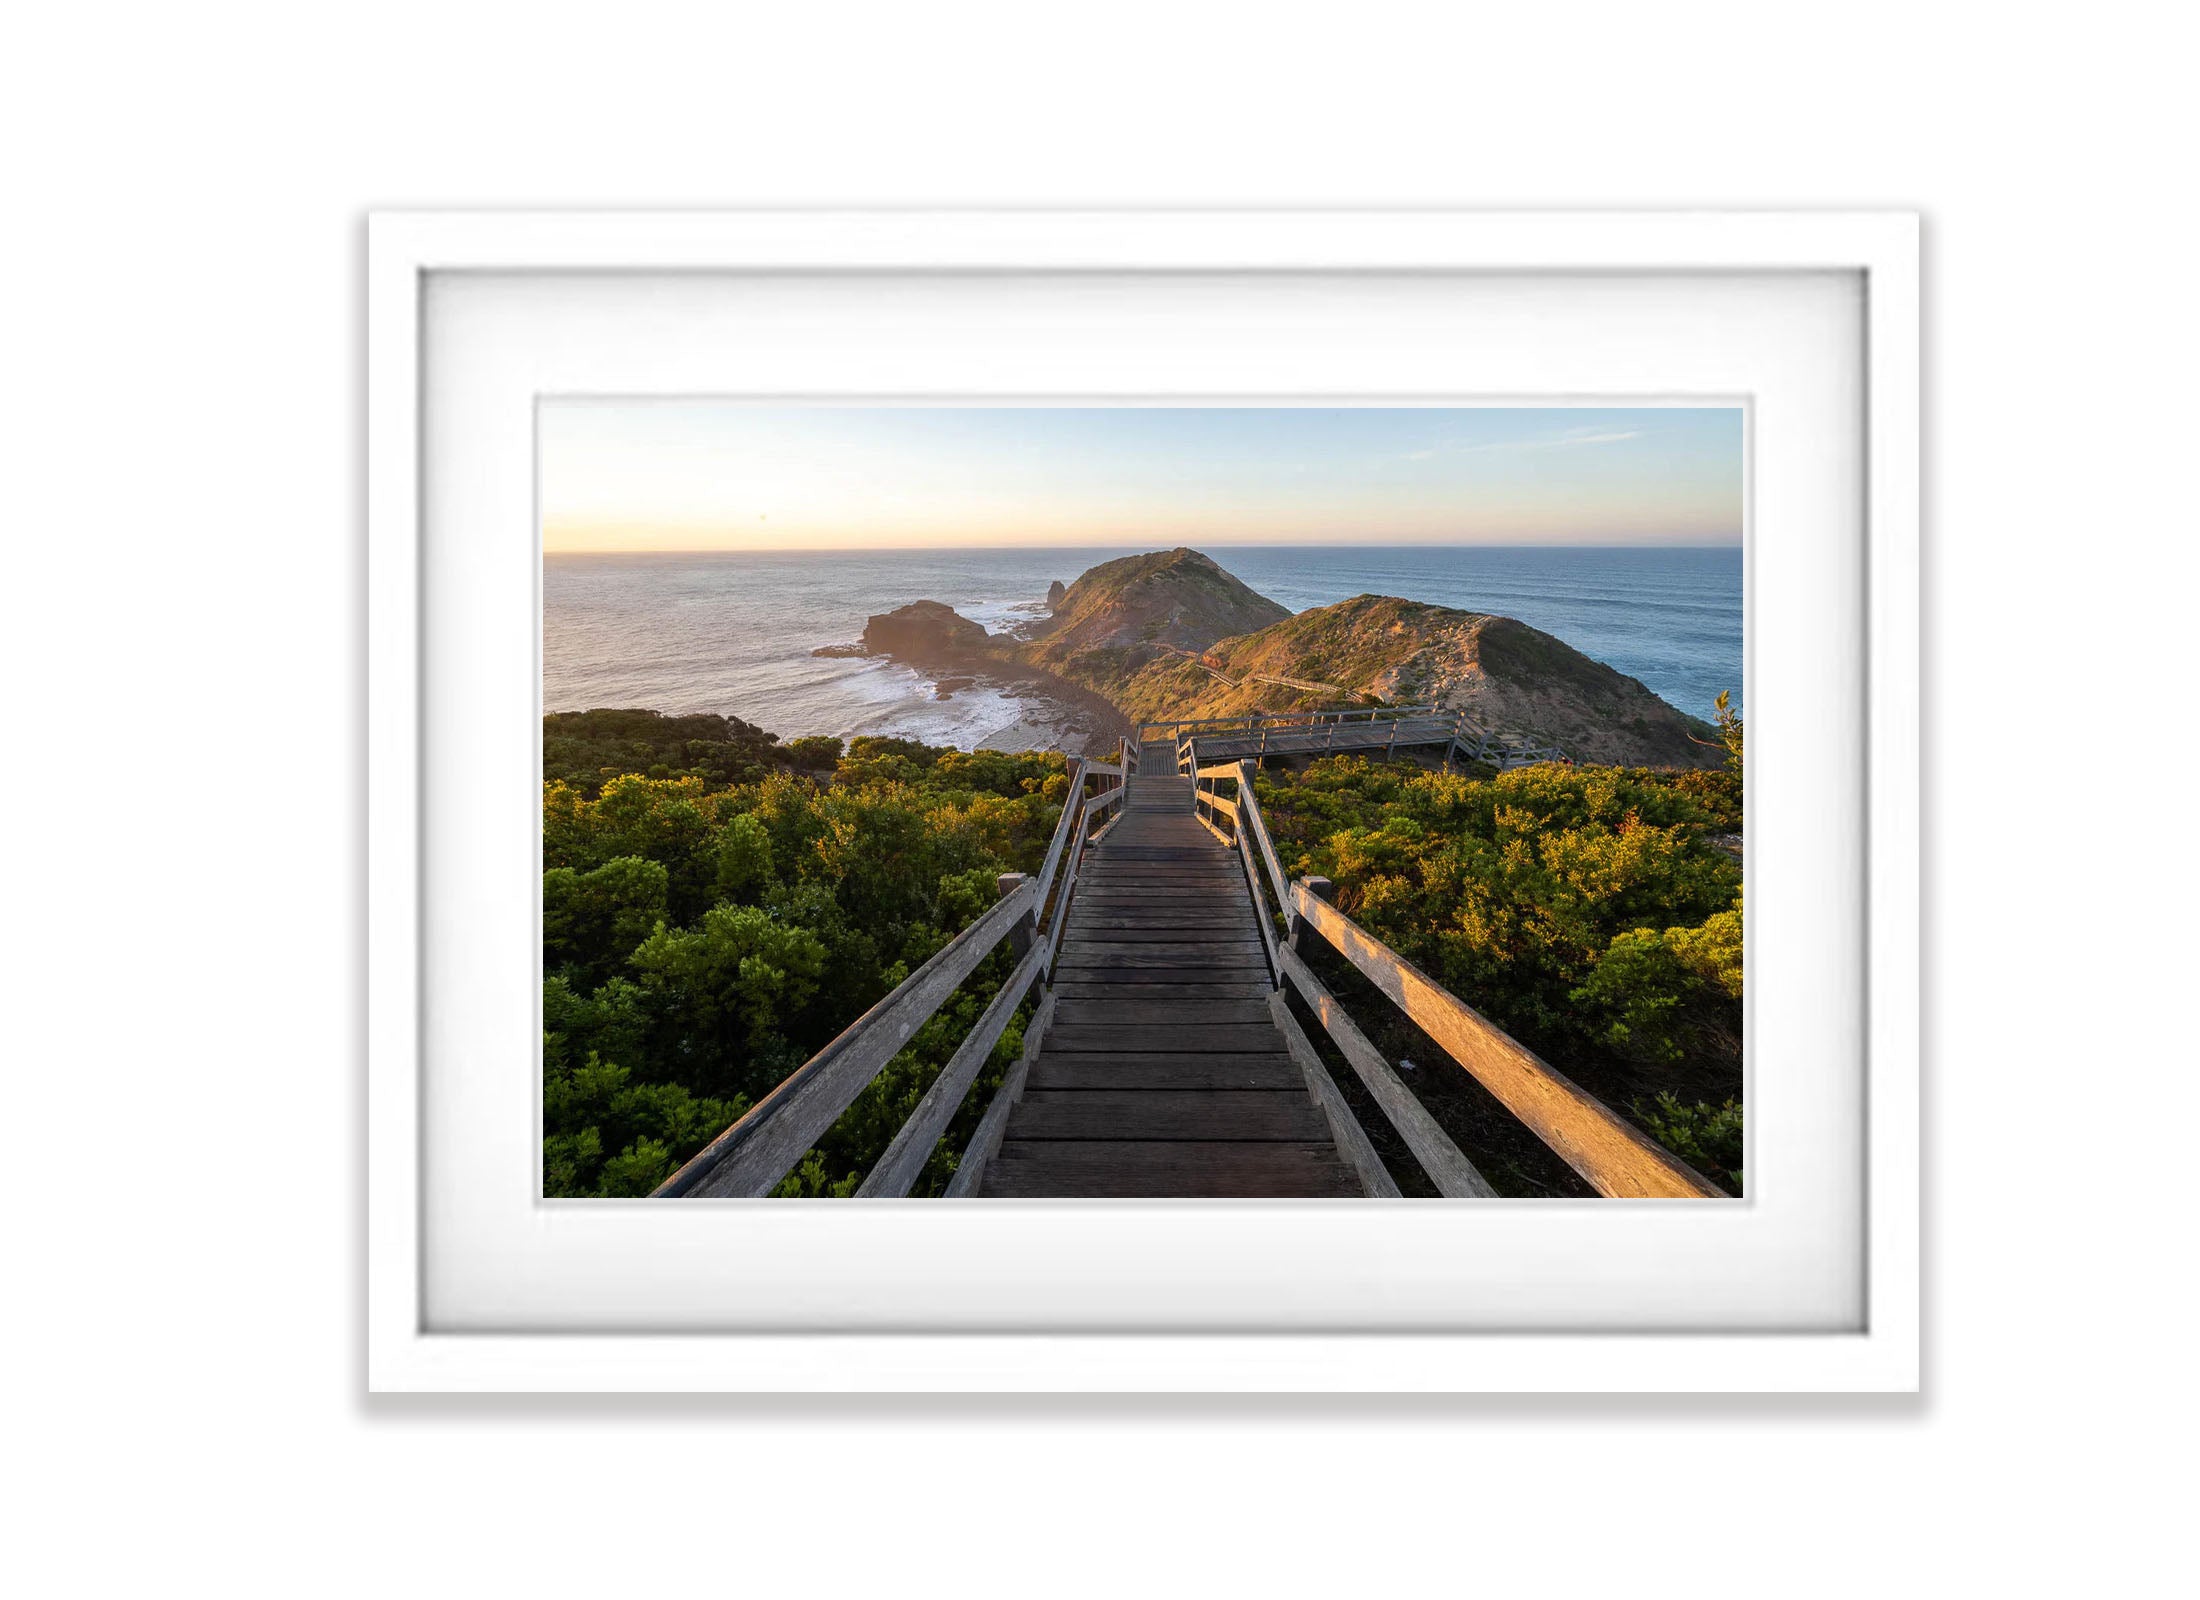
[1180,713,1567,769]
[1189,715,1460,762]
[976,742,1361,1197]
[658,708,1716,1205]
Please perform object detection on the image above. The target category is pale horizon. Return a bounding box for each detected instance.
[541,404,1745,554]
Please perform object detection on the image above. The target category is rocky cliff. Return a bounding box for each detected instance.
[1114,594,1724,769]
[1017,547,1290,695]
[858,600,991,662]
[842,553,1725,771]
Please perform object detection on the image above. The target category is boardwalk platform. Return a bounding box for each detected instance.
[1153,707,1568,770]
[976,742,1361,1197]
[1189,715,1459,762]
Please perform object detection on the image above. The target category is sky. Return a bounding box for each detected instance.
[540,404,1744,552]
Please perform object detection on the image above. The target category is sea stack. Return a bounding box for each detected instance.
[1046,579,1068,609]
[859,600,990,663]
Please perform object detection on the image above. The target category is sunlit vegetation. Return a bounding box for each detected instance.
[544,707,843,798]
[1253,693,1745,1191]
[542,715,1068,1196]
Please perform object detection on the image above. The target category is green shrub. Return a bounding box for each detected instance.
[541,715,1066,1196]
[1255,755,1742,1066]
[1635,1093,1744,1194]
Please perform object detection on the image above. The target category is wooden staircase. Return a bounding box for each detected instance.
[659,713,1720,1204]
[976,742,1360,1196]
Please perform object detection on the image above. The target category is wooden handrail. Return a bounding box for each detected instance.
[1267,992,1402,1197]
[1275,944,1495,1198]
[1228,764,1488,1196]
[1029,756,1087,914]
[657,753,1120,1201]
[943,989,1053,1198]
[855,937,1051,1197]
[655,875,1042,1197]
[1217,748,1667,1198]
[1286,884,1724,1198]
[1234,763,1293,917]
[1233,803,1281,982]
[1043,787,1120,972]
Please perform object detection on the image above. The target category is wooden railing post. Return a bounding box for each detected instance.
[1292,874,1332,956]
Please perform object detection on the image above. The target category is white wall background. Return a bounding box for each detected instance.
[4,3,2189,1594]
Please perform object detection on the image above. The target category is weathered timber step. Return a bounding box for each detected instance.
[1073,880,1249,893]
[1026,1053,1302,1090]
[1054,936,1265,952]
[1041,966,1268,985]
[982,1142,1358,1198]
[1060,925,1259,944]
[1083,864,1224,873]
[1046,981,1276,1002]
[1051,998,1277,1027]
[1045,1023,1290,1053]
[1052,949,1269,970]
[1050,964,1271,980]
[1082,861,1238,872]
[1010,1090,1328,1142]
[1067,906,1259,923]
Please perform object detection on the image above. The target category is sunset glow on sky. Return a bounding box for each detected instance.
[540,404,1744,552]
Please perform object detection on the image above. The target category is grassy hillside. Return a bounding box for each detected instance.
[1018,547,1290,696]
[1117,594,1725,768]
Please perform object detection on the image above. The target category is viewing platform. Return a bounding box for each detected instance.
[1138,705,1569,771]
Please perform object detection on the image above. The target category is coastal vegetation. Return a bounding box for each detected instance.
[542,710,1067,1197]
[1252,694,1744,1191]
[543,708,842,797]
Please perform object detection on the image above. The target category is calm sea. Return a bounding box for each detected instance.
[544,546,1743,747]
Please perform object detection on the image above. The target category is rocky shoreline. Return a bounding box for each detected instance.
[810,598,1132,757]
[827,549,1725,771]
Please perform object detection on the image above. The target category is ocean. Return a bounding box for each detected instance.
[543,546,1743,747]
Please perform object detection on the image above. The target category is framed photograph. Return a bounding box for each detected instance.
[368,210,1917,1391]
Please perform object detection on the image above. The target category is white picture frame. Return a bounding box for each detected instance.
[368,210,1918,1392]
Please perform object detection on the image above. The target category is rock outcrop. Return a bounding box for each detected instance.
[1112,594,1724,769]
[1017,548,1290,694]
[1046,579,1068,609]
[859,600,991,662]
[849,552,1726,771]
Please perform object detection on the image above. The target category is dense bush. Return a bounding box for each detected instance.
[1256,757,1741,1060]
[1254,739,1744,1188]
[542,725,1066,1197]
[1635,1093,1744,1193]
[543,708,818,797]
